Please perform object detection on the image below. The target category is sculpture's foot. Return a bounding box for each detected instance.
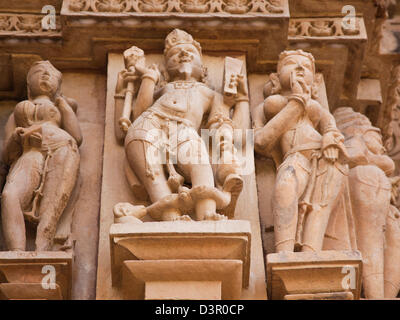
[204,212,228,221]
[59,237,73,251]
[173,215,193,222]
[113,202,147,223]
[223,173,243,195]
[161,209,183,221]
[220,173,243,219]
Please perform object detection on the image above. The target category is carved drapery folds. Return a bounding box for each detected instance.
[67,0,284,14]
[0,14,61,37]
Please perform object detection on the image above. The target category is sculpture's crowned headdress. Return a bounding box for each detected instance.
[277,49,315,75]
[164,29,202,56]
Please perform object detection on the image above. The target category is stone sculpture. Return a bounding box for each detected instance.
[334,107,400,299]
[113,29,248,222]
[1,61,82,251]
[253,49,348,253]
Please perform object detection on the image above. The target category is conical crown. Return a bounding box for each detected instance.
[164,29,202,56]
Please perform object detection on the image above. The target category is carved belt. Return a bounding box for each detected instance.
[145,108,195,128]
[283,142,322,161]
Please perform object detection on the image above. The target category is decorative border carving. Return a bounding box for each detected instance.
[288,17,365,39]
[384,65,400,160]
[0,13,61,37]
[66,0,286,15]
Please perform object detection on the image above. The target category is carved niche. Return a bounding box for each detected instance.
[0,61,82,299]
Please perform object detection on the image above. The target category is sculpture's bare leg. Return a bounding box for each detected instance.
[2,151,44,251]
[179,162,217,220]
[126,140,182,221]
[273,158,308,252]
[36,146,80,251]
[384,205,400,298]
[348,166,388,299]
[177,139,219,221]
[301,166,344,252]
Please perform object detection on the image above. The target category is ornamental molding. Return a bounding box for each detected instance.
[288,17,366,39]
[65,0,287,16]
[0,13,61,37]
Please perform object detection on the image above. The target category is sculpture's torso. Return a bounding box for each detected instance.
[147,81,213,130]
[14,99,74,147]
[264,94,323,160]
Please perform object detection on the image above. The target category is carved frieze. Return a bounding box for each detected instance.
[288,17,364,39]
[0,13,61,37]
[66,0,285,15]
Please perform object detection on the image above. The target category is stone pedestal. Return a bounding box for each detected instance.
[266,250,363,300]
[0,251,73,300]
[110,220,251,300]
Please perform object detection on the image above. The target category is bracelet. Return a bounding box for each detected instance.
[142,73,158,84]
[236,96,249,102]
[288,94,308,107]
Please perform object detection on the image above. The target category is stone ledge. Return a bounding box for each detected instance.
[122,259,243,299]
[0,251,73,300]
[266,250,363,300]
[110,220,251,289]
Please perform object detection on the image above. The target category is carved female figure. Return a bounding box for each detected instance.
[1,61,82,251]
[253,50,347,252]
[334,107,400,299]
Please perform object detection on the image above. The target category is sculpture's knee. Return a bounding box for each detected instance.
[1,186,20,208]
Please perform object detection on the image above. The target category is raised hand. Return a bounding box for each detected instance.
[121,68,140,86]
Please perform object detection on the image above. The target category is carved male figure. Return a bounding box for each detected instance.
[2,61,82,251]
[114,29,248,221]
[253,50,347,252]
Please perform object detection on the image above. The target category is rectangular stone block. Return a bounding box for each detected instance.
[122,259,242,300]
[0,251,72,300]
[267,250,362,300]
[110,220,251,288]
[145,281,222,300]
